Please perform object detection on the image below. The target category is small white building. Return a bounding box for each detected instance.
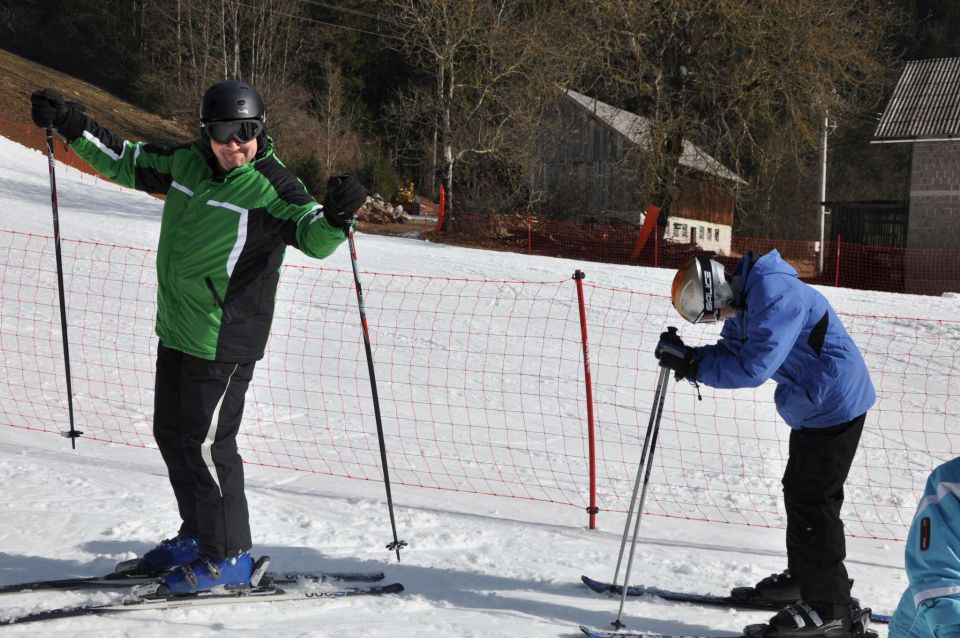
[663,215,731,255]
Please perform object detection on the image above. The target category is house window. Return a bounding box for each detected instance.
[699,227,705,240]
[673,223,682,237]
[681,224,688,238]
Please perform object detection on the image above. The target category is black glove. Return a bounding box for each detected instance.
[31,88,71,129]
[324,174,367,229]
[654,330,697,381]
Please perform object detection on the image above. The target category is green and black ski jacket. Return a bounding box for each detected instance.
[56,110,345,362]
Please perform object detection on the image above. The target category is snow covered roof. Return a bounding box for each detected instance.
[564,89,747,185]
[874,57,960,142]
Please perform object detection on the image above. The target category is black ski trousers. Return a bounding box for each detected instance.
[782,412,866,621]
[153,342,256,559]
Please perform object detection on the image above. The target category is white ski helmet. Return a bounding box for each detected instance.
[671,256,735,324]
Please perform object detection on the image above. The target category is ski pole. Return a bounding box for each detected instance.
[613,364,669,629]
[44,127,82,449]
[609,363,669,587]
[345,226,407,562]
[611,326,678,629]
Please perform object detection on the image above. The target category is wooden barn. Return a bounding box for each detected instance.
[532,89,745,254]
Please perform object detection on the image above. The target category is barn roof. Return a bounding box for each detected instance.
[874,57,960,143]
[564,89,746,184]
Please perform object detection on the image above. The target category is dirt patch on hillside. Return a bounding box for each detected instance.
[0,47,191,146]
[0,48,463,248]
[0,46,196,185]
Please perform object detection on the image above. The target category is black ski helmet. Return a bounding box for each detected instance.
[200,80,265,123]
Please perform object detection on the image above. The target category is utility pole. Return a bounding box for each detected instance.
[817,110,834,275]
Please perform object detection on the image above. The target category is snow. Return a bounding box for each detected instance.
[0,134,953,636]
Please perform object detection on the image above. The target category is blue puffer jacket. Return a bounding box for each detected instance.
[693,250,875,428]
[889,457,960,638]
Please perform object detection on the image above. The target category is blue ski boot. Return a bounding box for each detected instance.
[160,552,254,594]
[115,533,200,575]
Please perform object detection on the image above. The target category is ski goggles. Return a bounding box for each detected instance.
[202,119,264,144]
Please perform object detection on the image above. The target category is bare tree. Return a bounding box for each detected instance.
[310,56,364,177]
[382,0,583,228]
[131,0,309,123]
[569,0,897,234]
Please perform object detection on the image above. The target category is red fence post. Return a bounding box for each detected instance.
[434,184,446,234]
[835,234,842,287]
[629,204,662,263]
[573,269,599,529]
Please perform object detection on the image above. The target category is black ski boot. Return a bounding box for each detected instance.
[732,569,800,604]
[732,570,856,607]
[743,602,873,638]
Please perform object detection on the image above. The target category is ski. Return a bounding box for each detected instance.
[579,625,881,638]
[581,576,892,625]
[0,568,385,594]
[580,626,743,638]
[0,579,404,626]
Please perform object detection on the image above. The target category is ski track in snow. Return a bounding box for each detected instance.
[0,135,945,636]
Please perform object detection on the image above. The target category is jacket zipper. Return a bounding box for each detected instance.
[205,277,234,323]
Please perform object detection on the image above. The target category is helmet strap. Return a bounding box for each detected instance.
[697,255,717,320]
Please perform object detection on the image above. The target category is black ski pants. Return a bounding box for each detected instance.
[153,342,255,560]
[782,412,866,621]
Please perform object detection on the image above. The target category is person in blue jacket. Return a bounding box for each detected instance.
[656,250,876,638]
[889,457,960,638]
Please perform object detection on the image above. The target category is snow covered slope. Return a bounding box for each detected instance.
[0,134,949,636]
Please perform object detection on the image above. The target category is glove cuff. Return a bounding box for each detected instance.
[323,210,354,230]
[55,104,86,143]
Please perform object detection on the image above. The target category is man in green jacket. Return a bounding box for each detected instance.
[31,80,366,594]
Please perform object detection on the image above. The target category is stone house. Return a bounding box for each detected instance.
[874,57,960,293]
